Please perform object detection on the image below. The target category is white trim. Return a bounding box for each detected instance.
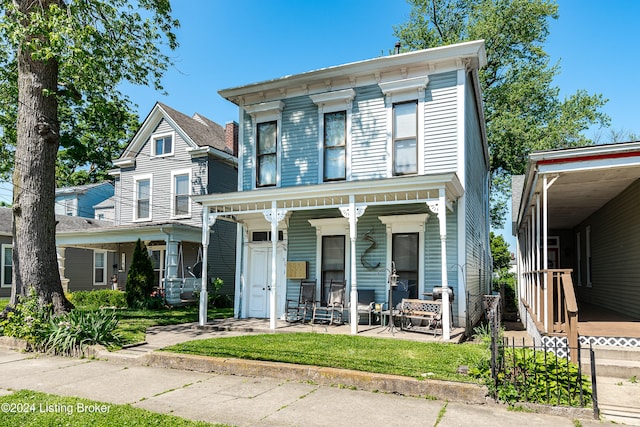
[133,173,153,222]
[586,226,592,287]
[244,101,285,121]
[150,130,175,158]
[248,102,283,188]
[308,217,351,300]
[171,168,192,219]
[93,250,108,286]
[379,76,429,100]
[456,69,466,184]
[313,91,354,183]
[378,214,428,296]
[386,99,423,176]
[1,244,12,288]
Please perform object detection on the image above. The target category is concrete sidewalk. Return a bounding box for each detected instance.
[0,320,636,426]
[0,347,600,427]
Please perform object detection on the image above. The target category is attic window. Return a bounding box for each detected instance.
[152,132,174,157]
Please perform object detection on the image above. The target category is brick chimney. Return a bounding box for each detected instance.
[225,121,238,157]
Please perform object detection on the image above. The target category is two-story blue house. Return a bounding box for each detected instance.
[51,102,238,303]
[195,40,491,337]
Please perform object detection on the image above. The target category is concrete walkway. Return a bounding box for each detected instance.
[0,319,637,426]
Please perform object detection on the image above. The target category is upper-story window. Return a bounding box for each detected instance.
[244,101,284,189]
[393,101,418,175]
[152,132,173,157]
[172,170,191,217]
[257,121,277,187]
[311,89,355,184]
[379,76,428,177]
[324,111,346,181]
[134,174,152,221]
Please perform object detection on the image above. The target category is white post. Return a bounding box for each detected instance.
[270,201,278,331]
[542,175,549,333]
[199,209,212,326]
[348,196,358,334]
[438,189,450,340]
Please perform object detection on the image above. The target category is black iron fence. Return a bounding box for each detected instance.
[488,319,600,419]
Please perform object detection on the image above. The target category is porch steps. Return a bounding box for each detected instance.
[581,346,640,380]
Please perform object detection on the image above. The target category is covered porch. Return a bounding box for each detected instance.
[194,174,464,340]
[513,142,640,354]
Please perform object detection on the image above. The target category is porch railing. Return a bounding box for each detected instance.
[521,269,579,361]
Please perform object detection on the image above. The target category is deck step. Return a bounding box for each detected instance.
[580,346,640,379]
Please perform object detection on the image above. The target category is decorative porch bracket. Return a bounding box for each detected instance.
[340,198,367,334]
[263,203,288,330]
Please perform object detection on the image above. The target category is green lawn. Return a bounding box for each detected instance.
[115,306,233,346]
[164,332,488,383]
[0,390,227,427]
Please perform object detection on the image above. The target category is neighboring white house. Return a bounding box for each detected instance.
[195,40,492,337]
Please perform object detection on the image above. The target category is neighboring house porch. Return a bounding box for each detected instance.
[512,142,640,354]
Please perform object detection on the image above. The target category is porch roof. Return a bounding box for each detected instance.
[516,141,640,230]
[193,173,464,215]
[56,221,202,250]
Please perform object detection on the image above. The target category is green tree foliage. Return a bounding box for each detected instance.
[0,1,178,313]
[126,239,155,308]
[490,231,511,272]
[394,0,609,227]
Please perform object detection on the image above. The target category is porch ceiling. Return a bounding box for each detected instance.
[523,143,640,230]
[194,173,463,215]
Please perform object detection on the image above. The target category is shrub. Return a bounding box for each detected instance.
[470,346,592,406]
[44,309,122,356]
[68,290,127,310]
[126,239,156,308]
[0,289,51,349]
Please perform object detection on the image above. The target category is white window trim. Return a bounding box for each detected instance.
[308,217,351,300]
[1,244,12,288]
[150,130,175,158]
[379,214,429,295]
[148,245,165,288]
[171,168,192,218]
[93,250,107,286]
[311,89,355,183]
[379,77,427,177]
[245,101,284,189]
[133,173,153,222]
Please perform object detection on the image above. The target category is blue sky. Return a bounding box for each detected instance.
[1,0,638,249]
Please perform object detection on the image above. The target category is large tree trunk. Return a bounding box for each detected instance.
[11,0,73,314]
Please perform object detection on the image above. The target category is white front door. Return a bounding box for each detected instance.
[247,244,286,318]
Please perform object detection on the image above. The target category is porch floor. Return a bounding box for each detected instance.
[200,318,468,343]
[577,302,640,339]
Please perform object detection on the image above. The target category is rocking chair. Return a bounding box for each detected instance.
[312,280,346,325]
[285,280,316,323]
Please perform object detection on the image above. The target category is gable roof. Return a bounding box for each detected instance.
[115,102,235,166]
[55,181,113,196]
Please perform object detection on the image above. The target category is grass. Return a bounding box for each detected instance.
[0,390,227,427]
[115,306,233,346]
[164,332,488,382]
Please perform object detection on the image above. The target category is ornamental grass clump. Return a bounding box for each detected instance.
[44,309,122,356]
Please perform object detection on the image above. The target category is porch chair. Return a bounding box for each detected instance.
[312,280,346,325]
[356,289,376,325]
[285,280,316,323]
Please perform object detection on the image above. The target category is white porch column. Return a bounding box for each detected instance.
[339,196,366,334]
[542,175,549,333]
[199,209,214,326]
[56,246,69,293]
[535,192,541,323]
[429,188,450,340]
[264,201,288,331]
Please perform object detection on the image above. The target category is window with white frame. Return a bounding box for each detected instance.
[1,244,12,288]
[379,77,428,177]
[148,247,165,288]
[257,121,277,187]
[172,170,191,217]
[244,101,284,189]
[323,111,346,181]
[311,89,355,183]
[134,175,152,221]
[393,101,418,175]
[94,250,107,285]
[152,132,173,157]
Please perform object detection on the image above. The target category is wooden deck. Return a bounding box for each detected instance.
[577,302,640,339]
